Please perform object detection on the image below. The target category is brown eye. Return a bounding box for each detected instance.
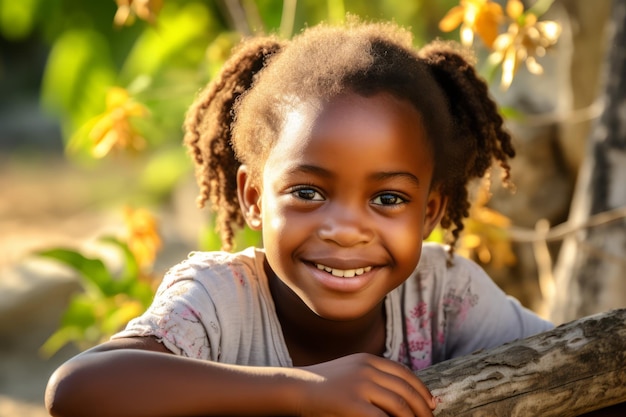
[372,193,405,206]
[292,187,323,201]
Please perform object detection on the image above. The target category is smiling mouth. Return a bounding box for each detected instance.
[314,263,373,278]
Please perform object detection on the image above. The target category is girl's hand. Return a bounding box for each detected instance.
[296,353,437,417]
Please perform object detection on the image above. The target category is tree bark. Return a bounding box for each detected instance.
[549,0,626,323]
[483,0,612,314]
[416,308,626,416]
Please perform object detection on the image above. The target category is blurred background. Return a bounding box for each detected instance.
[0,0,622,415]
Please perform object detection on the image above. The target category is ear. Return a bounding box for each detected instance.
[422,188,447,239]
[237,165,263,230]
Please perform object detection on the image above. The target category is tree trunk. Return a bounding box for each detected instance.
[549,0,626,324]
[484,0,611,314]
[416,308,626,416]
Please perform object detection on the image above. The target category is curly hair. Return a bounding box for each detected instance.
[183,18,514,253]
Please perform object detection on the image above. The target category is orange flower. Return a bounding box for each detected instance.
[88,87,149,158]
[439,0,504,48]
[458,182,516,268]
[123,206,162,270]
[114,0,163,27]
[489,0,561,89]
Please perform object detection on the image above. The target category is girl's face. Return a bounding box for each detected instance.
[239,92,445,321]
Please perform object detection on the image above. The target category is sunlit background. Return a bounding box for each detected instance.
[1,1,616,415]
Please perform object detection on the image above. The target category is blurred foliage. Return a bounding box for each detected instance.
[3,0,459,251]
[457,180,517,268]
[439,0,561,88]
[37,207,161,357]
[0,0,561,352]
[38,239,154,356]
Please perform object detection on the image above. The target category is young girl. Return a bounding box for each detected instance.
[46,18,553,417]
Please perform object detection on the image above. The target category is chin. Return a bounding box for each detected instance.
[308,301,375,322]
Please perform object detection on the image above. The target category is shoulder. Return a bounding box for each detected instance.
[157,247,265,295]
[164,247,261,278]
[415,242,514,310]
[149,247,269,319]
[415,242,484,284]
[115,248,271,359]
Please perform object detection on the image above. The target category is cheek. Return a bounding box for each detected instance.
[381,215,424,267]
[260,196,299,250]
[393,231,423,262]
[261,193,282,229]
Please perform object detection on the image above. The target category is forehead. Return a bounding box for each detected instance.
[267,92,434,176]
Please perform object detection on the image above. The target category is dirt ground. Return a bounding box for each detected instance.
[0,155,198,417]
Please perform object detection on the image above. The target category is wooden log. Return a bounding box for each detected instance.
[417,308,626,416]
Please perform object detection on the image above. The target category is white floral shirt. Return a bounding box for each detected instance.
[113,243,553,370]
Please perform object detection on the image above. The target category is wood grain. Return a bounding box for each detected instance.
[417,309,626,416]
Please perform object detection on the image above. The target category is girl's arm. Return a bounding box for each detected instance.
[45,336,437,417]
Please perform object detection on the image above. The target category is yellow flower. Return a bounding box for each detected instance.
[88,87,149,158]
[114,0,163,27]
[489,0,561,89]
[123,206,162,271]
[458,182,516,268]
[439,0,504,48]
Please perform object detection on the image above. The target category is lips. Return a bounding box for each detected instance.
[315,263,373,278]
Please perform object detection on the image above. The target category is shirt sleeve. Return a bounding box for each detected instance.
[111,257,221,360]
[442,254,554,359]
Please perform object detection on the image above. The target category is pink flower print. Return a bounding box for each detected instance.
[404,303,433,370]
[408,338,430,352]
[443,287,479,328]
[408,336,432,370]
[409,302,434,329]
[229,264,246,286]
[409,301,428,319]
[179,306,201,321]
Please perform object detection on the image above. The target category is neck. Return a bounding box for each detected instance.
[265,260,386,366]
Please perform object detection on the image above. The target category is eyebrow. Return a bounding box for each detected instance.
[287,164,421,187]
[370,171,421,187]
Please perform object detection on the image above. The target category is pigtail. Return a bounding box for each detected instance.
[419,41,515,250]
[183,36,284,251]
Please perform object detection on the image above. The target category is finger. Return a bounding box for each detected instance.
[370,372,434,417]
[369,357,437,412]
[376,357,436,408]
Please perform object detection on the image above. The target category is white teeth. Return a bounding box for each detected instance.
[315,264,372,278]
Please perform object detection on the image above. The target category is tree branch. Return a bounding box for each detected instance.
[417,308,626,416]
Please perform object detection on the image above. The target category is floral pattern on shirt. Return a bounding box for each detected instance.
[399,283,480,370]
[398,301,432,370]
[443,286,479,330]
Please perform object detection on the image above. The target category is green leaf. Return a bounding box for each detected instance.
[60,294,98,328]
[138,146,192,198]
[101,298,144,335]
[40,29,116,141]
[129,280,155,307]
[527,0,556,18]
[199,218,222,251]
[96,236,154,306]
[39,325,84,358]
[39,293,101,357]
[99,236,140,291]
[120,2,214,80]
[235,227,262,250]
[36,248,114,296]
[0,0,41,40]
[499,106,524,121]
[327,0,345,24]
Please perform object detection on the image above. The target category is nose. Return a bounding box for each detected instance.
[317,201,374,247]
